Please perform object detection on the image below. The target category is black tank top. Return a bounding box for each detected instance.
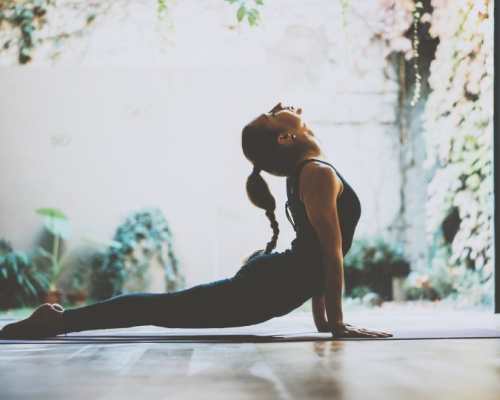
[285,159,361,259]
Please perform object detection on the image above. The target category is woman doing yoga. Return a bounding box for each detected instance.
[1,102,392,339]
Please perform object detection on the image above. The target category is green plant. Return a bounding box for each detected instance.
[0,0,102,65]
[350,285,371,299]
[35,207,120,291]
[0,238,50,309]
[90,207,183,300]
[34,208,73,290]
[156,0,176,49]
[343,236,410,300]
[0,0,52,63]
[343,236,406,272]
[423,0,493,306]
[224,0,264,26]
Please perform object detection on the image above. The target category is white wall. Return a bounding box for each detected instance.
[0,0,407,289]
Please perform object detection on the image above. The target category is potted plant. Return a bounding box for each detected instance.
[343,236,410,301]
[35,207,123,304]
[0,238,50,310]
[35,208,73,303]
[89,207,184,300]
[64,251,91,306]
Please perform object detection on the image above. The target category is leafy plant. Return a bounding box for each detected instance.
[90,207,183,300]
[224,0,264,26]
[350,285,371,299]
[156,0,176,49]
[0,238,50,309]
[423,0,493,306]
[35,208,72,290]
[0,0,52,63]
[35,207,121,291]
[343,236,407,272]
[343,236,410,300]
[0,0,102,65]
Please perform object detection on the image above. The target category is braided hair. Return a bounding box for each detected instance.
[241,120,302,264]
[241,166,280,264]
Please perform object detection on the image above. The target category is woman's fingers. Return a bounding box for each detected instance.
[333,325,393,338]
[359,329,393,337]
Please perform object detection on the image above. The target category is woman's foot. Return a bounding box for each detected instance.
[0,303,65,339]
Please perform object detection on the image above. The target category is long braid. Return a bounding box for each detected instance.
[264,210,279,254]
[242,168,280,264]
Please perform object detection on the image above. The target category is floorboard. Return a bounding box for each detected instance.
[1,310,499,400]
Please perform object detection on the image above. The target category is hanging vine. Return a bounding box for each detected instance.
[0,0,105,65]
[156,0,176,50]
[0,0,53,63]
[223,0,264,26]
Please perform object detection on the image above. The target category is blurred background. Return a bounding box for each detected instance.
[0,0,494,315]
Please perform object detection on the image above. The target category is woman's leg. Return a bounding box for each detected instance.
[0,276,262,339]
[61,275,269,334]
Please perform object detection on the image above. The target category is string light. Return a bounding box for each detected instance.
[410,1,423,106]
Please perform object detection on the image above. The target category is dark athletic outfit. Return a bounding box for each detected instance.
[61,159,361,334]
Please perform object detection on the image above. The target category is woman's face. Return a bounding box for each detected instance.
[250,102,307,135]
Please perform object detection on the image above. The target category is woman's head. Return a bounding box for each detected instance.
[242,102,313,177]
[240,103,319,264]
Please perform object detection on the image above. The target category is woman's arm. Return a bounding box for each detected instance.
[300,162,393,338]
[312,295,329,332]
[299,163,345,333]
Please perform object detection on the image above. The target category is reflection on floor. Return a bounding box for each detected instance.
[1,310,499,400]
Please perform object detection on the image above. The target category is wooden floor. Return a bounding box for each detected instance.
[1,310,499,400]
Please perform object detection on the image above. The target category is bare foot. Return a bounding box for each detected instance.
[0,303,66,339]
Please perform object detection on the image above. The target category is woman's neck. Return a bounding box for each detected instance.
[294,148,328,167]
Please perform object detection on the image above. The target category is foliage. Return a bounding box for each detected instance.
[343,236,410,300]
[0,238,51,309]
[423,0,493,306]
[223,0,264,27]
[90,207,184,301]
[35,207,121,290]
[350,285,371,299]
[343,236,407,272]
[35,207,73,290]
[156,0,176,49]
[374,0,494,307]
[222,0,351,28]
[404,245,492,307]
[0,0,52,63]
[0,0,101,65]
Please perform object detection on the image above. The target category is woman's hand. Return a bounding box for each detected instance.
[330,322,393,338]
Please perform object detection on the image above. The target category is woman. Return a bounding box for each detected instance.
[1,103,392,340]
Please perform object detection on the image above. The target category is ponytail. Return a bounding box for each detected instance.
[242,167,280,264]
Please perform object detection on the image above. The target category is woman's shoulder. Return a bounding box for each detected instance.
[299,160,344,200]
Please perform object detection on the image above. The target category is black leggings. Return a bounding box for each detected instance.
[62,251,323,334]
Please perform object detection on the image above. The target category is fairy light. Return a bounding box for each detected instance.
[410,1,423,106]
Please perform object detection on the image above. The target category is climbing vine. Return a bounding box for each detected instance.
[156,0,176,49]
[223,0,264,26]
[423,0,493,305]
[374,0,493,305]
[0,0,103,65]
[0,0,52,63]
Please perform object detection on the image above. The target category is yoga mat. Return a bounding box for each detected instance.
[1,328,500,344]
